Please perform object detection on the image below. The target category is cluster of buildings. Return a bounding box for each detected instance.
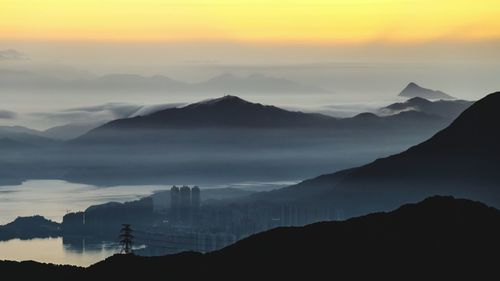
[170,185,201,225]
[63,184,341,256]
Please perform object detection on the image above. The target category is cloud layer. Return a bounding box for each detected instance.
[31,102,184,126]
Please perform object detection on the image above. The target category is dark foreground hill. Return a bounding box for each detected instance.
[1,196,500,279]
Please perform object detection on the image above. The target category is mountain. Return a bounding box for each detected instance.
[193,73,326,94]
[262,91,500,216]
[399,82,455,100]
[0,95,450,186]
[76,95,448,140]
[0,216,61,241]
[0,95,450,187]
[55,95,450,186]
[380,97,473,119]
[78,95,336,133]
[0,69,326,94]
[0,125,41,136]
[2,196,500,279]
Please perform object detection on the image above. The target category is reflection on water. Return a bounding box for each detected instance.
[0,180,171,224]
[0,237,119,267]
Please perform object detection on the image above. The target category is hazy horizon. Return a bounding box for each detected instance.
[2,0,500,129]
[1,42,499,130]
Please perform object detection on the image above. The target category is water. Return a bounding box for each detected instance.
[0,237,118,267]
[0,180,171,224]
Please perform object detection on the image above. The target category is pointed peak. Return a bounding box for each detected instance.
[399,82,455,100]
[405,82,421,89]
[211,95,248,103]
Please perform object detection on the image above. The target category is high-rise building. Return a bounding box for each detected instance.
[169,185,202,225]
[170,186,180,222]
[191,186,201,224]
[191,186,201,210]
[179,186,191,222]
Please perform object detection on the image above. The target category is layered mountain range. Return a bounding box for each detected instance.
[252,92,500,216]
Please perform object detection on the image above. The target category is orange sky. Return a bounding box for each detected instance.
[1,0,500,43]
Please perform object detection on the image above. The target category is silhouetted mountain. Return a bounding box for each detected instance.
[262,92,500,217]
[380,96,473,119]
[0,216,61,241]
[75,95,447,143]
[22,95,446,186]
[2,196,500,279]
[0,95,450,186]
[78,95,335,133]
[399,82,455,100]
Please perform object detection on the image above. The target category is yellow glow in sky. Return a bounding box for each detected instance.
[1,0,500,43]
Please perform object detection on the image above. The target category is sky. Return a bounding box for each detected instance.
[1,0,500,129]
[2,0,500,43]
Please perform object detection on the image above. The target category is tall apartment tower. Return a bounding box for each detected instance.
[179,186,192,222]
[170,185,180,222]
[191,186,201,224]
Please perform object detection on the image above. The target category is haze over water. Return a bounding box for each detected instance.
[0,180,168,224]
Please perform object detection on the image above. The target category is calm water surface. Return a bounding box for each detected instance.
[0,180,172,224]
[0,237,119,267]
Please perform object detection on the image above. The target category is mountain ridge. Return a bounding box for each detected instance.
[0,70,327,94]
[260,91,500,216]
[73,95,448,145]
[380,96,473,119]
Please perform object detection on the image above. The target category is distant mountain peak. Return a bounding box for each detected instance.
[73,95,341,138]
[406,82,419,88]
[188,95,252,108]
[209,95,248,103]
[399,82,455,100]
